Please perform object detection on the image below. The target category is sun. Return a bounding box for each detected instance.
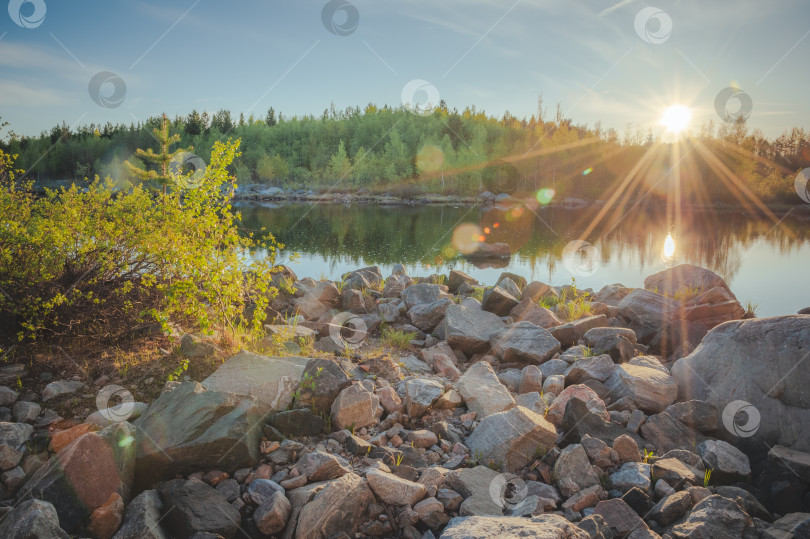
[660,105,692,133]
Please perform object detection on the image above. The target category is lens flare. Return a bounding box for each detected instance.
[536,188,555,205]
[416,144,444,172]
[452,223,482,254]
[583,168,593,176]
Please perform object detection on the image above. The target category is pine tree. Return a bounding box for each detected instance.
[265,107,277,127]
[185,110,204,136]
[124,114,191,197]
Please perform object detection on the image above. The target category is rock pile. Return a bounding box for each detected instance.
[0,263,807,538]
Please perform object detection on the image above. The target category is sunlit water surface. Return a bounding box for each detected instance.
[239,202,810,318]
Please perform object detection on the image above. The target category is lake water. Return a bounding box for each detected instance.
[238,201,810,318]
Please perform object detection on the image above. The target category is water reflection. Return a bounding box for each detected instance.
[664,233,676,260]
[238,202,810,317]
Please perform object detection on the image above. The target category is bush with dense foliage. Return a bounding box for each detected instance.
[0,135,280,343]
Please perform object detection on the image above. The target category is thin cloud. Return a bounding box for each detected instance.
[0,81,63,106]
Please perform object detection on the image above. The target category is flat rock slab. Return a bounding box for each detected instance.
[440,514,590,539]
[465,406,557,473]
[201,352,309,411]
[133,382,265,490]
[42,380,85,402]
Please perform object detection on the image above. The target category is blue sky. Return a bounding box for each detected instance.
[1,0,808,138]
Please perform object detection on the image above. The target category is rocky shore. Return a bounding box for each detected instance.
[0,263,808,538]
[232,184,807,214]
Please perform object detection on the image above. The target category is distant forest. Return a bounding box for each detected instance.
[3,99,809,204]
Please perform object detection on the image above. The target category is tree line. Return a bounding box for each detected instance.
[2,99,808,203]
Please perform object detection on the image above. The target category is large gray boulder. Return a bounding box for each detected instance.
[444,466,502,516]
[670,495,757,538]
[437,304,506,354]
[490,322,561,364]
[594,284,632,306]
[0,499,69,538]
[618,289,680,343]
[482,286,520,316]
[407,297,453,331]
[455,362,515,418]
[112,489,169,539]
[448,270,478,293]
[605,362,677,414]
[201,352,308,411]
[404,378,444,417]
[133,382,266,490]
[697,439,751,483]
[553,444,601,498]
[342,266,383,290]
[509,300,562,328]
[465,406,557,473]
[158,478,240,539]
[402,283,448,309]
[440,514,590,539]
[644,264,731,297]
[671,315,810,452]
[583,327,637,363]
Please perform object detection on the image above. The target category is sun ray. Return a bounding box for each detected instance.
[693,141,785,227]
[418,137,603,181]
[577,140,664,241]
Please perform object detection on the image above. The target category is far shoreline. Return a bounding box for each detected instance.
[232,183,808,214]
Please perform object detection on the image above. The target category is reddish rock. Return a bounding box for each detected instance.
[50,423,99,453]
[613,435,642,463]
[375,386,403,415]
[87,492,124,539]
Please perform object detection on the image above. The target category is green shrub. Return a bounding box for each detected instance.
[381,327,417,350]
[0,139,280,342]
